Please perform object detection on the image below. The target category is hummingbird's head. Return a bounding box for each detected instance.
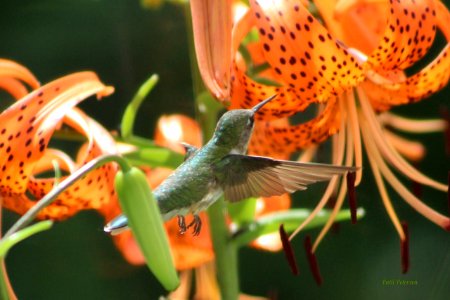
[213,95,277,151]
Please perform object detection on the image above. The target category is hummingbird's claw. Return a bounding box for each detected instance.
[177,215,187,234]
[187,214,202,236]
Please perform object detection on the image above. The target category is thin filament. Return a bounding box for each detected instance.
[289,97,347,241]
[361,116,450,229]
[360,118,405,240]
[345,91,363,185]
[357,87,447,192]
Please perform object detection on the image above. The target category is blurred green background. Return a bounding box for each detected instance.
[1,0,449,299]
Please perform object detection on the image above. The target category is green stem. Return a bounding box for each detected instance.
[183,3,239,298]
[0,221,53,300]
[4,154,131,238]
[0,262,12,300]
[208,200,239,300]
[121,74,159,140]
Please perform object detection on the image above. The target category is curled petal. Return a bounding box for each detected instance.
[367,0,437,72]
[28,110,118,220]
[333,0,390,54]
[247,0,364,105]
[0,72,113,195]
[191,0,232,101]
[356,0,449,108]
[0,77,31,99]
[0,59,40,91]
[248,97,340,155]
[32,148,76,175]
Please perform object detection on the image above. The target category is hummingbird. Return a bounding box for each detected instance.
[104,95,355,236]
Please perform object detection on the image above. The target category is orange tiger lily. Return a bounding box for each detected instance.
[191,0,450,272]
[0,59,118,220]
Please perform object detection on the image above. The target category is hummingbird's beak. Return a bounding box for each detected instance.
[252,94,277,113]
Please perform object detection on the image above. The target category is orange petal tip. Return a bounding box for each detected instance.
[96,86,115,99]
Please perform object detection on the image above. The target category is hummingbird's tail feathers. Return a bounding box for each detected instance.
[104,214,129,235]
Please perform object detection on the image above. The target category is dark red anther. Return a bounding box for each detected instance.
[346,172,357,224]
[401,221,410,274]
[279,224,299,275]
[304,236,323,285]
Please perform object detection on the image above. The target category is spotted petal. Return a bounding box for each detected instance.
[230,0,365,120]
[249,96,340,155]
[367,0,437,72]
[361,0,449,109]
[0,72,114,219]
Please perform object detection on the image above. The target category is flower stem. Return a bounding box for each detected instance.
[208,200,239,300]
[183,2,239,298]
[4,154,131,238]
[0,262,13,300]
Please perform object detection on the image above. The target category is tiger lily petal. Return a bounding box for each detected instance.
[0,59,39,99]
[190,0,233,100]
[0,71,116,220]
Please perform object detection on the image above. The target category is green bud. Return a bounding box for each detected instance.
[115,167,179,291]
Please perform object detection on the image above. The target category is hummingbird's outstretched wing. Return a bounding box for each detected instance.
[214,154,356,202]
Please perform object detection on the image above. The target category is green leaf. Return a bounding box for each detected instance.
[115,167,179,291]
[123,147,184,169]
[0,221,53,258]
[227,197,257,225]
[121,74,159,140]
[231,208,365,248]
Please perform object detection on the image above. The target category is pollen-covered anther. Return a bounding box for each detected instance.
[304,235,322,285]
[279,224,299,275]
[400,221,409,274]
[346,172,357,224]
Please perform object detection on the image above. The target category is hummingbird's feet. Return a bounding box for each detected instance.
[177,215,201,236]
[187,214,202,236]
[177,215,187,234]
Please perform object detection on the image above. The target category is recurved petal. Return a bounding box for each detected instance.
[190,0,232,101]
[26,110,118,220]
[360,0,449,109]
[313,0,345,38]
[0,77,31,99]
[248,96,340,157]
[230,65,309,120]
[0,59,39,90]
[333,0,390,54]
[367,0,437,72]
[248,0,365,100]
[0,72,113,196]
